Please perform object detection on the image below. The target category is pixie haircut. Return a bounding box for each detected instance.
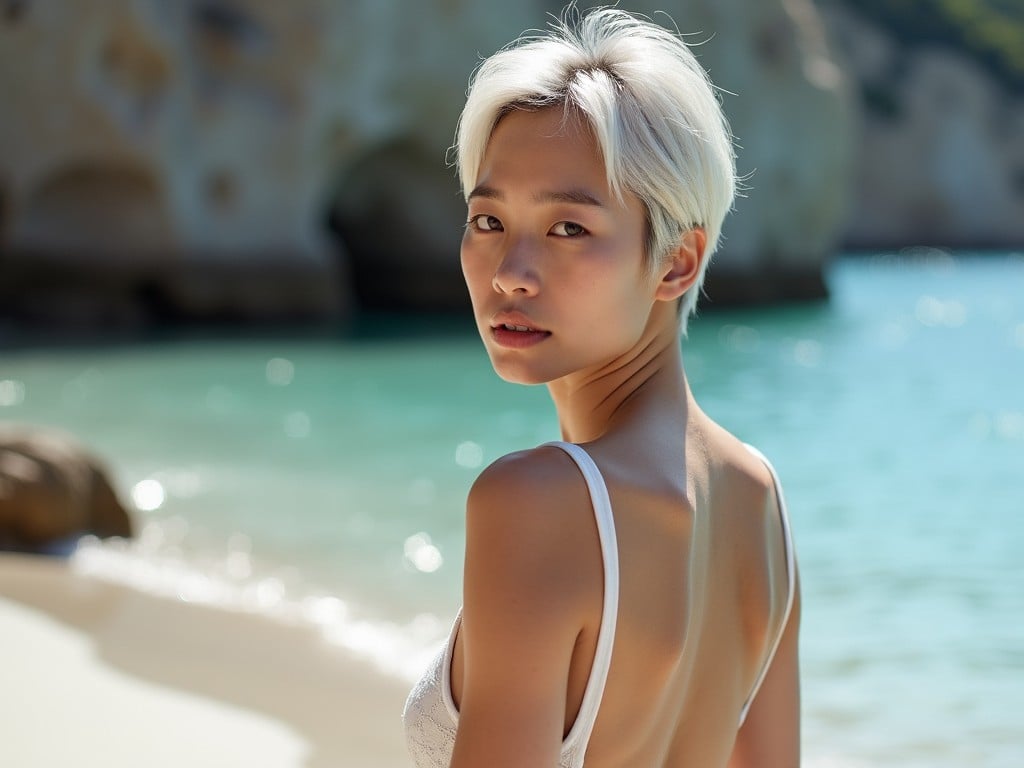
[455,7,737,333]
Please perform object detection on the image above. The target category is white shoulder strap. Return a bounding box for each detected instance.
[543,441,620,752]
[739,444,796,726]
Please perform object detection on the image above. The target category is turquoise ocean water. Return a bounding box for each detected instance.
[1,253,1022,766]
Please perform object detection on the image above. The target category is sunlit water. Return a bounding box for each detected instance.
[2,253,1022,767]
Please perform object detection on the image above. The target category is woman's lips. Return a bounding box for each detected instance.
[490,323,551,348]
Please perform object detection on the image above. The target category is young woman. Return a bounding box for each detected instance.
[404,8,800,767]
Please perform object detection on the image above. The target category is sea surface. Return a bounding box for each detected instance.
[2,252,1022,767]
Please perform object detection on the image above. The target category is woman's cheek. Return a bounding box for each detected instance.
[460,246,491,300]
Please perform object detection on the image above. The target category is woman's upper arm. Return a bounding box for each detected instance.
[729,564,802,768]
[450,452,591,768]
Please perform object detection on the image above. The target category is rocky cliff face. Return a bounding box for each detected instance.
[821,4,1024,250]
[0,0,853,323]
[1,1,348,324]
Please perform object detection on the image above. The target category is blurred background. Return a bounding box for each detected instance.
[0,0,1020,327]
[0,2,1022,767]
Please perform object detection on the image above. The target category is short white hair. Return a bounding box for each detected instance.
[455,7,737,333]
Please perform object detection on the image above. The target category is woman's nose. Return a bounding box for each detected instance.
[492,239,541,296]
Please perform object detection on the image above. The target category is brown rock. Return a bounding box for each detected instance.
[0,426,132,553]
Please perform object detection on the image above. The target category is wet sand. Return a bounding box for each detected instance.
[0,553,412,768]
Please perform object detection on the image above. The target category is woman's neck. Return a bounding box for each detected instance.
[547,314,691,445]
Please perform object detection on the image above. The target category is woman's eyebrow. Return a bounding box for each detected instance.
[467,184,503,201]
[468,185,605,207]
[536,189,605,207]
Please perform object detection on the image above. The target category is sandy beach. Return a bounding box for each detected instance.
[0,553,412,768]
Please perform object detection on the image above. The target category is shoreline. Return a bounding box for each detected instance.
[0,553,412,767]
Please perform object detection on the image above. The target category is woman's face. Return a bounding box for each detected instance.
[461,107,661,385]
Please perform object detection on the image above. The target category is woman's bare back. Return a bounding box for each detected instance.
[449,413,798,767]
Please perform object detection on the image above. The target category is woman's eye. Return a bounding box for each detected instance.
[468,214,503,232]
[551,221,586,237]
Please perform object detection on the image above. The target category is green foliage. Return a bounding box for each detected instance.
[839,0,1024,94]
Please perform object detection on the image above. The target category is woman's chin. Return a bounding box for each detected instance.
[493,369,549,386]
[487,356,552,386]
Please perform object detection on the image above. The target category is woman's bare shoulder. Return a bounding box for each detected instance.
[701,418,777,499]
[469,444,584,503]
[454,446,599,764]
[466,444,594,547]
[463,444,600,617]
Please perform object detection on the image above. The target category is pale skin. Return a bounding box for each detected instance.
[449,107,801,768]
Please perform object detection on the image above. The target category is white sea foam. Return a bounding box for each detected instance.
[70,521,447,684]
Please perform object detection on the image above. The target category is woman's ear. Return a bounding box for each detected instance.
[654,228,707,302]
